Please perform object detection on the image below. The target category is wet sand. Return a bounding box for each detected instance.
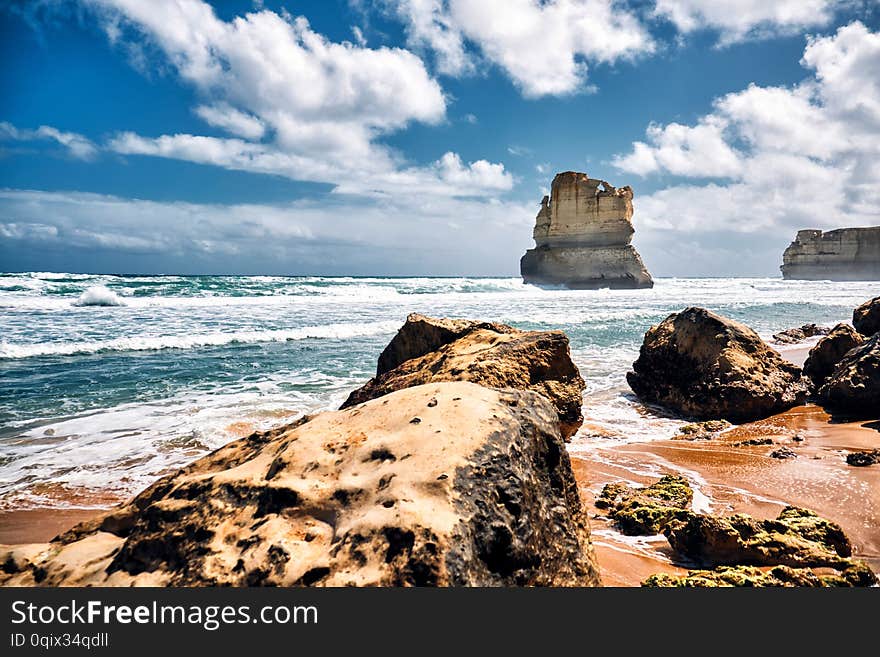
[573,401,880,586]
[0,508,102,544]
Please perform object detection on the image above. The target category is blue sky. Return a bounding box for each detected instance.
[1,0,879,276]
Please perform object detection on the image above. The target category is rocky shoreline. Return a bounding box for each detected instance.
[2,298,879,587]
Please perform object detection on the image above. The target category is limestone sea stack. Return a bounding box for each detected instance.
[520,171,653,289]
[781,228,880,280]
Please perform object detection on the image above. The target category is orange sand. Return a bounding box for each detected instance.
[572,404,880,586]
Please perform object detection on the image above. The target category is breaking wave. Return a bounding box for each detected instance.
[72,285,125,307]
[0,320,400,359]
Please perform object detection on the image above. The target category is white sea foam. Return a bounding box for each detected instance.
[73,285,126,307]
[0,320,400,359]
[0,372,360,508]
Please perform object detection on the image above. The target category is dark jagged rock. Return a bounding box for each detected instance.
[803,323,864,389]
[733,438,774,447]
[853,296,880,337]
[674,419,732,440]
[770,447,797,460]
[595,474,693,535]
[643,562,877,587]
[343,314,586,439]
[816,334,880,418]
[772,324,830,345]
[0,383,601,587]
[663,506,855,570]
[846,449,880,467]
[627,307,807,423]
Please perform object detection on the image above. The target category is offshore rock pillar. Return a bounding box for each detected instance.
[520,171,653,289]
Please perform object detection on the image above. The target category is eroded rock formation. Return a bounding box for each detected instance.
[343,313,586,440]
[520,172,653,289]
[664,506,857,570]
[781,228,880,280]
[0,382,601,587]
[816,333,880,418]
[802,323,863,389]
[771,323,829,345]
[595,474,693,535]
[853,296,880,337]
[626,307,807,423]
[644,563,877,587]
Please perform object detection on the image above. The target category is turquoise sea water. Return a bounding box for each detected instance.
[1,272,877,509]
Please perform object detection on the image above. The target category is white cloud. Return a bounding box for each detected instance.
[654,0,847,45]
[391,0,474,76]
[109,132,512,196]
[0,188,533,274]
[612,117,743,177]
[613,21,880,249]
[802,19,880,125]
[351,25,367,47]
[433,152,512,189]
[388,0,655,97]
[194,104,266,140]
[0,122,98,160]
[82,0,509,197]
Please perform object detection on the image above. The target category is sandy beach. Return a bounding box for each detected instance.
[573,405,880,586]
[9,400,876,586]
[572,344,879,586]
[2,328,877,586]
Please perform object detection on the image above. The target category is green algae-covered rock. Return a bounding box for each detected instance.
[595,474,693,535]
[643,563,877,588]
[674,419,733,440]
[663,506,853,569]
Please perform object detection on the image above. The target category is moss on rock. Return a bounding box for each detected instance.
[664,506,858,570]
[674,419,732,440]
[596,474,693,535]
[643,562,877,587]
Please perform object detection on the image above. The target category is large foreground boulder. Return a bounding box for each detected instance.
[853,296,880,337]
[343,314,586,439]
[626,307,807,423]
[816,334,880,418]
[0,382,600,587]
[802,323,864,389]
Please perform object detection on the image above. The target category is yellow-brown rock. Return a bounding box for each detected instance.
[520,171,653,289]
[0,382,600,587]
[342,313,586,439]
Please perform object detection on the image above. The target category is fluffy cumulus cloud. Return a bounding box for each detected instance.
[0,189,533,275]
[84,0,511,196]
[613,21,880,255]
[0,122,98,160]
[388,0,655,97]
[653,0,848,45]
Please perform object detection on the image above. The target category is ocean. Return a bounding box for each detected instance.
[1,272,876,511]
